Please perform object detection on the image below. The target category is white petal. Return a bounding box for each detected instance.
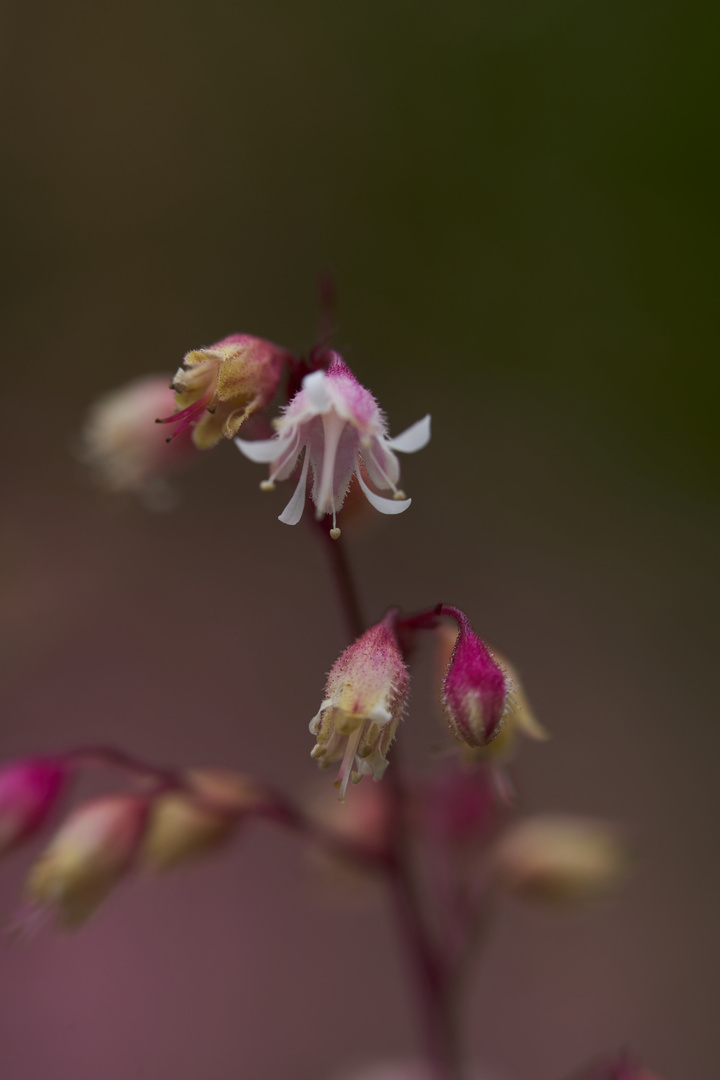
[235,435,288,463]
[356,467,412,515]
[301,370,331,413]
[278,451,311,525]
[386,414,431,453]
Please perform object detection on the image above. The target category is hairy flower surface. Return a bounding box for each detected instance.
[159,333,289,449]
[236,354,430,534]
[440,606,509,748]
[310,615,410,799]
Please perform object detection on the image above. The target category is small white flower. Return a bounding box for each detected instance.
[235,354,430,534]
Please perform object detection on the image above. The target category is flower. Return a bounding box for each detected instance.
[0,757,68,856]
[157,333,289,450]
[309,614,410,799]
[439,606,510,748]
[235,354,431,536]
[26,794,149,928]
[492,814,631,906]
[80,375,196,507]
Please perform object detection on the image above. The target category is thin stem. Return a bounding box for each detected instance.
[311,520,365,639]
[314,535,463,1080]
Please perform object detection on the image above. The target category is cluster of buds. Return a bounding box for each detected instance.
[309,603,541,796]
[0,754,271,929]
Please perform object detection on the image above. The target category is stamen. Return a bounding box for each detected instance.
[333,726,364,802]
[330,528,341,540]
[393,490,407,500]
[260,479,276,492]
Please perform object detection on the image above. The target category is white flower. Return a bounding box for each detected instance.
[235,354,430,535]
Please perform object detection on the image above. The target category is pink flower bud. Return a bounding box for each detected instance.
[158,333,290,449]
[80,374,196,508]
[309,614,410,800]
[0,758,67,856]
[26,794,148,928]
[439,607,509,748]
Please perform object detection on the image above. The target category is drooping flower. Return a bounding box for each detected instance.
[439,606,510,748]
[157,333,290,450]
[309,613,410,800]
[236,354,431,535]
[0,757,68,856]
[80,375,196,507]
[26,794,149,928]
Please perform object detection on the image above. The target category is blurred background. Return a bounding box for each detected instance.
[0,1,718,1078]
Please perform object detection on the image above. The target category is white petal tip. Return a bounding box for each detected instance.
[387,414,431,454]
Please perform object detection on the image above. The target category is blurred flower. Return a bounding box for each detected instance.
[236,354,430,535]
[332,1061,491,1080]
[310,613,410,799]
[158,333,289,449]
[142,770,270,872]
[492,814,631,906]
[26,794,148,928]
[439,607,509,749]
[80,374,196,508]
[414,760,498,849]
[0,757,68,856]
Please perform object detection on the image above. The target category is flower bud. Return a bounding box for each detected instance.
[26,795,148,928]
[492,815,630,906]
[435,626,546,762]
[0,757,67,856]
[80,375,196,508]
[310,614,410,800]
[142,771,268,872]
[439,607,509,748]
[159,333,289,449]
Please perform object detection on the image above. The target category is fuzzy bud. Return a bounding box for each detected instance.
[492,815,631,906]
[0,758,68,856]
[26,794,148,928]
[439,606,509,748]
[310,613,410,800]
[142,771,268,872]
[159,333,289,449]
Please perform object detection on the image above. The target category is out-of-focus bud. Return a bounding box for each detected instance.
[142,770,269,872]
[310,613,410,800]
[158,333,289,450]
[438,606,509,749]
[26,795,148,928]
[569,1050,663,1080]
[0,758,68,856]
[414,761,498,849]
[492,814,631,906]
[80,375,196,508]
